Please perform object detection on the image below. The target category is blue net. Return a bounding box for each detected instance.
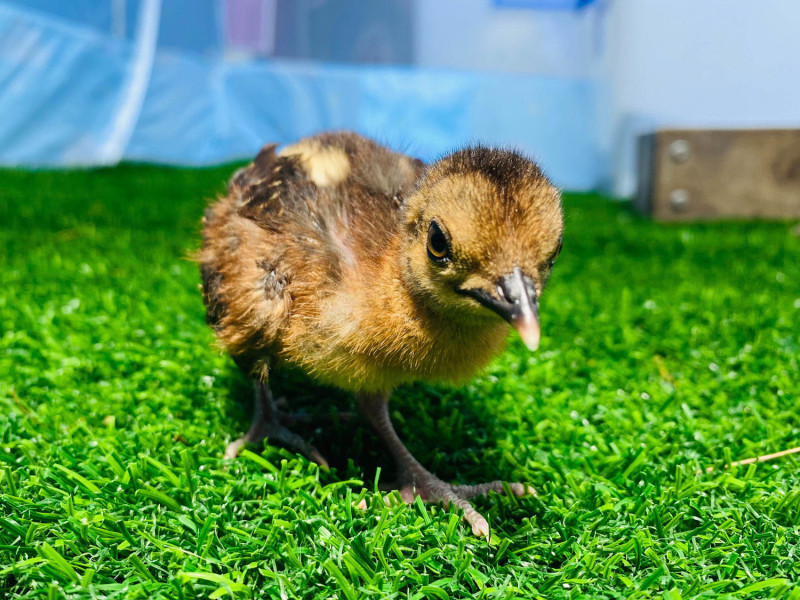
[0,0,604,189]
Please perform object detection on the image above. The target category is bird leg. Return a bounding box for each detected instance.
[357,393,533,538]
[225,380,329,468]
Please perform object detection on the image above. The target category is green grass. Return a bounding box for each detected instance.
[1,164,799,599]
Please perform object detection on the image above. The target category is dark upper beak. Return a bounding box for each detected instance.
[459,267,541,351]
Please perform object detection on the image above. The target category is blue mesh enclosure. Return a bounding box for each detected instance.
[0,0,604,189]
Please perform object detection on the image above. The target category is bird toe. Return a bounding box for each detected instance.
[470,516,491,539]
[382,474,535,539]
[224,439,245,460]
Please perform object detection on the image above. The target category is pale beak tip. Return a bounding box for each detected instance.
[524,336,540,352]
[513,316,541,352]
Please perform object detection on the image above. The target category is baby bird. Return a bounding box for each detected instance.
[199,132,563,536]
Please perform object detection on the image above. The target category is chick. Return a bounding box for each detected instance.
[199,132,563,536]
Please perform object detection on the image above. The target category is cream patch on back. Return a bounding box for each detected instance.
[279,140,351,187]
[328,224,357,269]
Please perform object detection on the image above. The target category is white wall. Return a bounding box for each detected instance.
[604,0,800,196]
[417,0,800,195]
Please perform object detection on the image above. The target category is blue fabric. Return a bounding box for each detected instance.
[0,4,131,165]
[131,58,601,189]
[0,2,601,189]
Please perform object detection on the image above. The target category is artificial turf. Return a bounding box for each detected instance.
[1,163,799,599]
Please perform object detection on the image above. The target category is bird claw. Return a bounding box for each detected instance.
[391,477,535,539]
[224,420,329,469]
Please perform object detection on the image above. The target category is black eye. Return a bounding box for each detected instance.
[548,236,563,268]
[426,220,450,262]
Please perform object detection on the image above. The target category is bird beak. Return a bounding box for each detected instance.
[459,267,541,351]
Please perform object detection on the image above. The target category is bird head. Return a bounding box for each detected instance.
[401,147,563,351]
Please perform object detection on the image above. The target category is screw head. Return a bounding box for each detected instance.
[669,189,691,211]
[669,139,692,163]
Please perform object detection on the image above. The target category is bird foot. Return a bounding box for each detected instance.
[356,394,534,538]
[386,473,535,538]
[224,417,329,468]
[225,383,330,467]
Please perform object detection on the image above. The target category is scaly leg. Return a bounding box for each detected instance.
[357,393,533,538]
[225,380,328,468]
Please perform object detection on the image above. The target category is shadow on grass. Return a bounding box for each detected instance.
[218,362,532,499]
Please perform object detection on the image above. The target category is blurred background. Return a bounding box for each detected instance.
[1,0,798,196]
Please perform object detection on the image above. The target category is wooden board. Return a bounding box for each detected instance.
[636,129,800,220]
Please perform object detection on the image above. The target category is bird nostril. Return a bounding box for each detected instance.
[497,269,537,306]
[498,280,522,305]
[496,284,509,303]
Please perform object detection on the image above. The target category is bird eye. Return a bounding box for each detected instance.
[426,220,450,262]
[548,235,563,268]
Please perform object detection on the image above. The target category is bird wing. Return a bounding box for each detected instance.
[234,132,426,269]
[200,133,425,371]
[228,143,280,192]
